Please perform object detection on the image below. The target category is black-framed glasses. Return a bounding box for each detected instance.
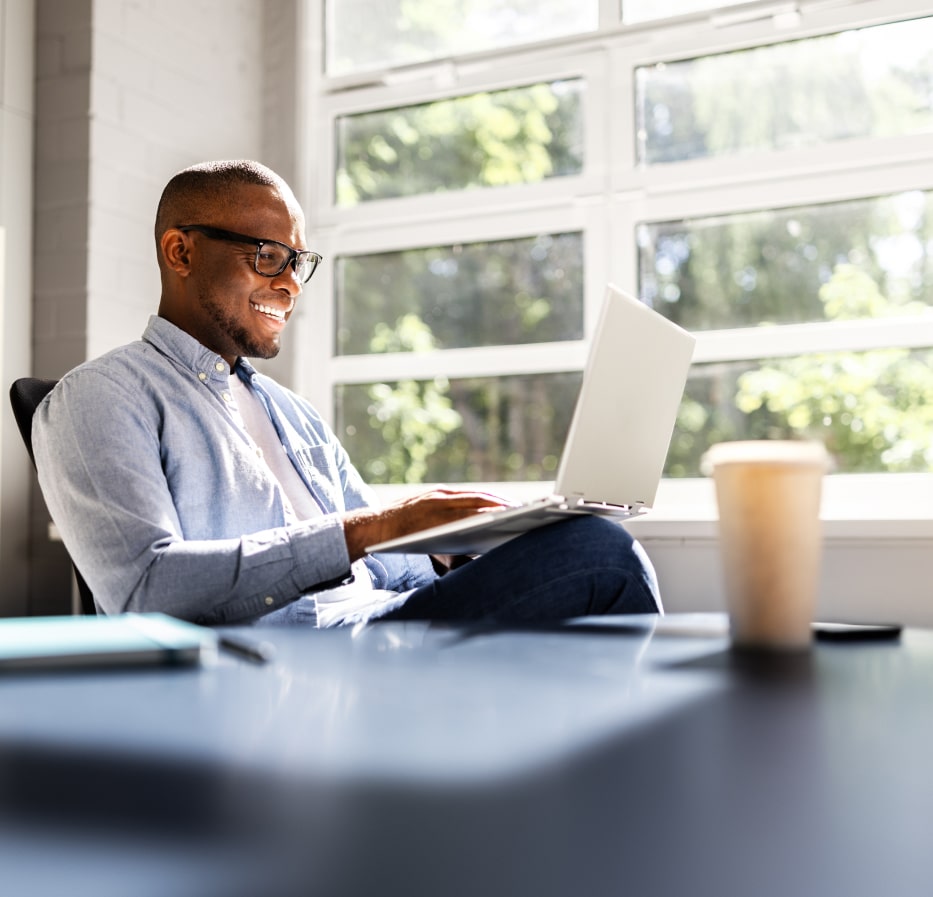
[178,224,323,283]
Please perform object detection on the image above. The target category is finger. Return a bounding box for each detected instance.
[403,489,510,508]
[437,488,516,506]
[436,493,513,510]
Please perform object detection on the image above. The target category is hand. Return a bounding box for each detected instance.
[343,488,515,562]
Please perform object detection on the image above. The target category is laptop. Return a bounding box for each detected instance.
[366,283,697,556]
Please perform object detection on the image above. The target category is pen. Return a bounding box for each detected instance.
[217,635,274,664]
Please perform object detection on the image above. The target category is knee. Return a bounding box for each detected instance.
[561,514,636,556]
[560,516,661,612]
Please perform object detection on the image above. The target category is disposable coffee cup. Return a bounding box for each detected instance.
[702,440,830,651]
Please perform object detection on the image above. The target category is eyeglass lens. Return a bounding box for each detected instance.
[256,242,317,283]
[255,242,319,283]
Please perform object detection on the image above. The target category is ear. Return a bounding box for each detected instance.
[160,228,192,277]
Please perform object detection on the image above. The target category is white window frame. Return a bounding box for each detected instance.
[299,0,933,537]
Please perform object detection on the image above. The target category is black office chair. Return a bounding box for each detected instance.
[9,377,96,615]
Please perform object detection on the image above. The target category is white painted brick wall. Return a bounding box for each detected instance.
[1,0,37,612]
[85,0,265,358]
[34,0,91,376]
[34,0,267,365]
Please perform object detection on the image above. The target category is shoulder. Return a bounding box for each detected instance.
[51,341,160,403]
[40,340,184,440]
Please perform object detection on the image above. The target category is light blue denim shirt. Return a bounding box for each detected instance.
[32,316,435,624]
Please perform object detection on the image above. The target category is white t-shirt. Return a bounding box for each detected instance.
[229,375,379,624]
[228,374,324,522]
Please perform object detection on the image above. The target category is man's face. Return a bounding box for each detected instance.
[185,184,308,363]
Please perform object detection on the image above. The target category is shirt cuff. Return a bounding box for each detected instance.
[288,514,354,592]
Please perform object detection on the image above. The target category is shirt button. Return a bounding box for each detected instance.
[223,392,232,403]
[198,372,207,381]
[264,596,274,606]
[215,362,225,372]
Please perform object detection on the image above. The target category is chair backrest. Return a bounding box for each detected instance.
[9,378,97,615]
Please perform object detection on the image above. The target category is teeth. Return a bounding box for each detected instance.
[251,302,285,320]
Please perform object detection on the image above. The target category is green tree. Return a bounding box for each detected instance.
[734,266,933,472]
[361,315,461,483]
[336,80,582,206]
[336,232,583,356]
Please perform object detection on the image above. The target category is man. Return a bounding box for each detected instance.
[33,160,660,627]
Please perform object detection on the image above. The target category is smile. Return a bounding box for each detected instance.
[250,301,288,321]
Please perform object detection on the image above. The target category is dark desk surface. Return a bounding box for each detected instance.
[1,613,931,897]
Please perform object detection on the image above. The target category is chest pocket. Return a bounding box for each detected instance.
[294,445,344,513]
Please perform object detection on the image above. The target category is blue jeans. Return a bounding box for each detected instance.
[382,516,661,623]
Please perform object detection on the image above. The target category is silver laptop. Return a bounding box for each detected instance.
[366,283,696,556]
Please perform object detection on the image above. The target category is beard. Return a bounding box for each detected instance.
[198,285,281,360]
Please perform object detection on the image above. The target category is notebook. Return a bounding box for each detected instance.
[366,283,697,556]
[0,612,213,671]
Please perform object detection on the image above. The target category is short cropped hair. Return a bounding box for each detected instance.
[154,160,286,245]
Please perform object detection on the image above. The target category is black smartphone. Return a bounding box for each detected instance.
[813,622,903,642]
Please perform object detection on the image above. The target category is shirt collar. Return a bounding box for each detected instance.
[142,315,259,382]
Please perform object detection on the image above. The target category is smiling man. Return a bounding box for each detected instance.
[32,160,660,627]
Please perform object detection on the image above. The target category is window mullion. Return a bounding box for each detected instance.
[694,317,933,364]
[332,342,590,385]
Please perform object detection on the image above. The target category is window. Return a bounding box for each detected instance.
[335,233,584,355]
[641,191,933,475]
[636,16,933,164]
[325,0,598,77]
[304,0,933,513]
[335,80,585,205]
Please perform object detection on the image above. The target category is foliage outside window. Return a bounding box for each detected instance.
[335,80,584,205]
[636,17,933,165]
[671,266,933,476]
[337,372,580,483]
[335,233,584,355]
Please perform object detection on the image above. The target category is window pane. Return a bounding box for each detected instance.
[336,233,583,355]
[638,191,933,331]
[336,80,584,206]
[636,17,933,165]
[669,349,933,477]
[326,0,598,77]
[336,373,581,484]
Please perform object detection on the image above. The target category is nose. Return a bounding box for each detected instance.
[271,262,303,298]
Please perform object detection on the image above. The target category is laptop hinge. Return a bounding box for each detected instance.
[564,494,643,513]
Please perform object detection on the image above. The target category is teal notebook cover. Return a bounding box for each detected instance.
[0,613,213,670]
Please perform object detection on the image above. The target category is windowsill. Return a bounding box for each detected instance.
[626,474,933,540]
[371,473,933,541]
[50,478,933,545]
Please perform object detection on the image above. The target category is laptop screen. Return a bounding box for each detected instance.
[553,284,696,509]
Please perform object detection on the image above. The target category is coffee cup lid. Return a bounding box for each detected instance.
[701,440,831,474]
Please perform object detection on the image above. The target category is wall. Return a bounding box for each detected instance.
[638,530,933,628]
[0,0,36,615]
[23,0,296,613]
